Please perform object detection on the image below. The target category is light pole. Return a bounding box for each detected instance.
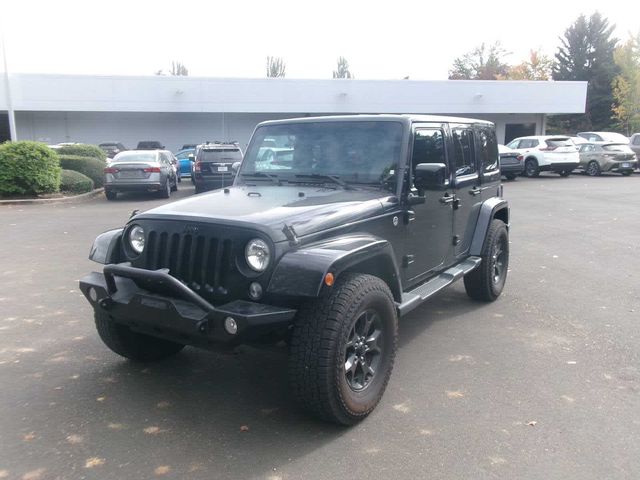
[1,22,17,141]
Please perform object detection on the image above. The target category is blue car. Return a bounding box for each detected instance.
[174,149,195,178]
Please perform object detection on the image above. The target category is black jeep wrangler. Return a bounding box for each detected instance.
[80,115,509,425]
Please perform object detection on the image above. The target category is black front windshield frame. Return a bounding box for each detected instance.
[238,121,406,193]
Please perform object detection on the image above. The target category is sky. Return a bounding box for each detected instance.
[3,0,639,80]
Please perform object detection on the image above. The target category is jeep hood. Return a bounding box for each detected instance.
[136,185,391,242]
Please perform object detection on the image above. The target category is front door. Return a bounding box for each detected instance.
[401,125,454,287]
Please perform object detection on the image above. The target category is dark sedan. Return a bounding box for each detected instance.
[498,144,524,180]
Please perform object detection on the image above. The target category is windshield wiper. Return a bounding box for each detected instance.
[293,174,352,189]
[240,172,281,186]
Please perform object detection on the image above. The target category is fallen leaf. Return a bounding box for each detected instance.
[156,401,171,409]
[108,423,126,430]
[84,457,105,468]
[23,432,36,441]
[22,468,46,480]
[240,425,250,432]
[66,434,83,444]
[392,403,410,413]
[527,420,537,426]
[96,397,106,402]
[446,390,464,399]
[143,426,163,435]
[154,465,171,476]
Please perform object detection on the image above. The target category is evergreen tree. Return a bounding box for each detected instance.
[551,13,618,132]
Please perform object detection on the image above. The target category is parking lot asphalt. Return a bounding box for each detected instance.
[1,175,639,480]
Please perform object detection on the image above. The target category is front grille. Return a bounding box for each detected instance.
[145,231,232,291]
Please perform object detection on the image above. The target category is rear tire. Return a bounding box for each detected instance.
[171,177,178,192]
[524,158,539,177]
[559,170,571,177]
[105,190,117,201]
[288,273,398,425]
[505,174,517,181]
[464,219,509,302]
[621,171,632,176]
[94,311,185,362]
[160,179,171,198]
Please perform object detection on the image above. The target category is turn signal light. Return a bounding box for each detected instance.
[324,272,335,287]
[143,167,161,173]
[104,167,118,173]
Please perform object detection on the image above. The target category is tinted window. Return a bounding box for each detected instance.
[412,128,446,170]
[113,152,156,163]
[200,149,243,162]
[451,128,475,176]
[603,144,633,153]
[176,150,194,160]
[633,136,640,146]
[478,128,499,172]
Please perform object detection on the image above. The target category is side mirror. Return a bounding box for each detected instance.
[188,154,195,162]
[232,161,241,173]
[414,163,447,190]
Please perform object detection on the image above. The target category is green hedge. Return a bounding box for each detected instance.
[59,154,105,187]
[60,169,94,194]
[56,144,107,162]
[0,141,61,196]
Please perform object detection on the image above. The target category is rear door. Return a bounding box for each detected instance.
[450,124,482,255]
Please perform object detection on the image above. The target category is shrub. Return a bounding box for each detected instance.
[59,154,105,187]
[60,169,94,194]
[56,144,107,162]
[0,141,61,196]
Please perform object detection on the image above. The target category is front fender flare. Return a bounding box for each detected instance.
[267,234,402,302]
[89,228,123,264]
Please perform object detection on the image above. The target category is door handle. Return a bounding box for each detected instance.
[440,194,454,204]
[469,187,481,196]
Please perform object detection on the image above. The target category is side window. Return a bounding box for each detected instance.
[451,127,476,177]
[530,140,539,148]
[411,129,446,182]
[633,136,640,146]
[519,139,531,149]
[507,140,520,149]
[478,128,499,172]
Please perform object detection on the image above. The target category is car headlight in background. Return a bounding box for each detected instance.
[245,238,270,272]
[128,225,145,254]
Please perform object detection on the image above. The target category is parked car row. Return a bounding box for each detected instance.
[499,131,639,180]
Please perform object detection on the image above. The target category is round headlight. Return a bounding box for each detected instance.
[245,238,270,272]
[128,225,145,254]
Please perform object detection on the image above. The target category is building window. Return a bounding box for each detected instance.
[505,123,536,144]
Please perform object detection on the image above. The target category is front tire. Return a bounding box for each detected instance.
[621,171,632,176]
[559,170,571,177]
[94,311,185,362]
[464,219,509,302]
[288,273,398,425]
[586,161,601,176]
[524,158,540,177]
[105,190,117,201]
[505,174,517,181]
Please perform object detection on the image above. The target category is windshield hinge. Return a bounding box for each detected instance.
[282,223,299,245]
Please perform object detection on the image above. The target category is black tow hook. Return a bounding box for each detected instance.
[99,297,114,310]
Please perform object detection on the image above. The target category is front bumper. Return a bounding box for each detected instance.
[105,182,163,193]
[79,264,296,347]
[500,164,524,174]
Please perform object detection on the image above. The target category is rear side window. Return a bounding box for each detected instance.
[451,127,476,177]
[603,144,633,153]
[478,128,499,172]
[633,136,640,146]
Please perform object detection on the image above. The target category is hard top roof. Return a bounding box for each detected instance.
[257,114,494,128]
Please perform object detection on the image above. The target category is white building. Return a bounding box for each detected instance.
[0,74,587,151]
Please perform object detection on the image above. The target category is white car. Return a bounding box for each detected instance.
[577,132,630,144]
[506,135,579,177]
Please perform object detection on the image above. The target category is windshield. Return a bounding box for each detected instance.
[239,121,403,188]
[113,151,157,163]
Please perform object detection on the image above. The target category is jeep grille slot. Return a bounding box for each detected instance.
[141,229,232,296]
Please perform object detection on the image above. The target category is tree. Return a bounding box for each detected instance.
[266,56,286,78]
[551,12,619,132]
[170,61,189,76]
[612,33,640,135]
[333,57,353,79]
[448,42,510,80]
[154,61,189,76]
[506,49,553,80]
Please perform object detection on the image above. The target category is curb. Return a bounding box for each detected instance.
[0,188,104,206]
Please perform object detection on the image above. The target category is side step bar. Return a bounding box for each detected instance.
[397,256,481,316]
